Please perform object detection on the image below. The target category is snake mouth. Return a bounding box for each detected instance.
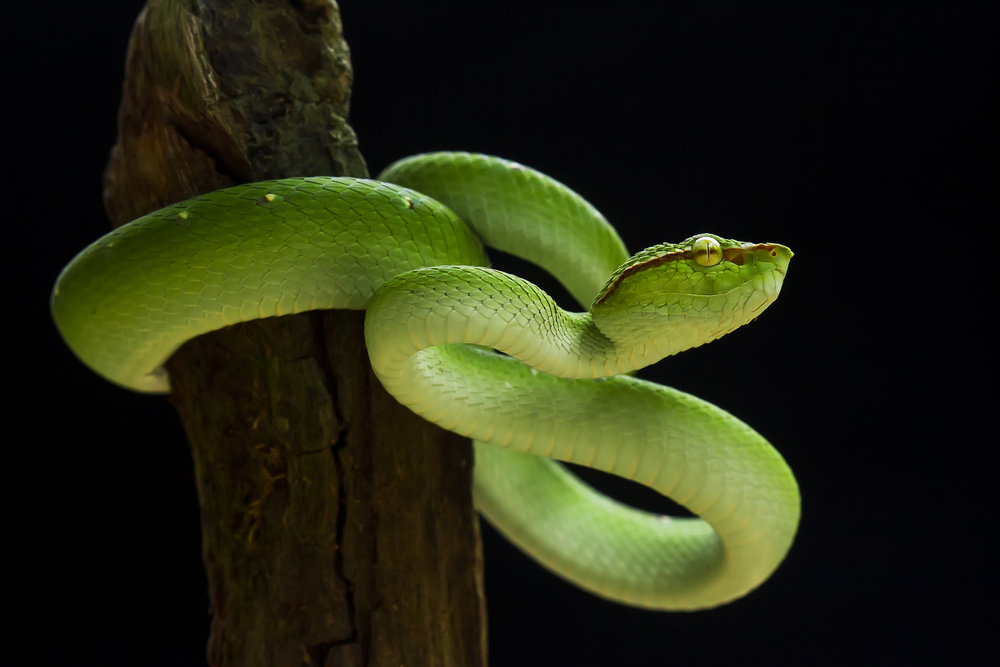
[754,272,787,315]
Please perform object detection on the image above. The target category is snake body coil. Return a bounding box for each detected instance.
[52,152,798,609]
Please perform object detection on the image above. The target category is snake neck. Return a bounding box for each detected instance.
[364,266,639,383]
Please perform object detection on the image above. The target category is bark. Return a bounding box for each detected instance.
[102,1,487,665]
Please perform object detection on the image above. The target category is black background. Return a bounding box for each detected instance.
[9,1,992,665]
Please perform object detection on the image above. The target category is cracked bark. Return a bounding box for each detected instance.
[101,1,487,665]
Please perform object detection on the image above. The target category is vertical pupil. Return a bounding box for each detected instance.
[692,237,722,267]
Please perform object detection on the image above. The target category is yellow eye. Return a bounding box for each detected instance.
[691,236,723,267]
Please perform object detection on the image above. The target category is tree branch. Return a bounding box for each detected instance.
[103,2,487,664]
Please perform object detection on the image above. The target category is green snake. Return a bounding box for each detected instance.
[52,152,798,610]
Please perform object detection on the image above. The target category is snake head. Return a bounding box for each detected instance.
[589,234,792,371]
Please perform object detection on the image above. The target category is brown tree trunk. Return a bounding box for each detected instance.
[102,1,488,665]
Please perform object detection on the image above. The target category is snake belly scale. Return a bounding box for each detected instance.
[52,152,799,610]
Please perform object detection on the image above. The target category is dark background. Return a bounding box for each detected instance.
[9,1,991,665]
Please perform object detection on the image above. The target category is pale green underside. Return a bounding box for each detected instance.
[52,152,799,610]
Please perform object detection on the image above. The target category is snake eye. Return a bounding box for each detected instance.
[691,236,723,267]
